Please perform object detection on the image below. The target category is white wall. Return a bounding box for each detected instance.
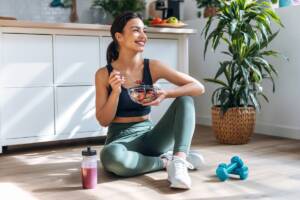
[185,2,300,139]
[0,0,93,23]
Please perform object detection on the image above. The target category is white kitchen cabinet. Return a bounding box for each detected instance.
[0,21,193,153]
[143,39,178,70]
[55,86,103,137]
[54,35,100,85]
[0,34,53,87]
[0,87,55,139]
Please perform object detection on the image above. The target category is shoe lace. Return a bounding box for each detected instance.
[173,157,194,176]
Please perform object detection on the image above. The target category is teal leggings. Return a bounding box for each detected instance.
[100,96,195,177]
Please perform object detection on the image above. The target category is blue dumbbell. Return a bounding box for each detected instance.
[231,165,249,180]
[216,156,248,181]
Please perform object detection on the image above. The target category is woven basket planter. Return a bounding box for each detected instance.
[211,106,256,144]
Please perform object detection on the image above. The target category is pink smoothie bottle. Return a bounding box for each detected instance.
[81,147,98,189]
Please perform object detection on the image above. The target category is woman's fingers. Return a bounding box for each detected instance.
[109,76,121,83]
[142,89,167,106]
[108,70,125,93]
[109,73,122,82]
[110,70,121,77]
[142,95,164,106]
[110,78,123,87]
[109,71,125,86]
[142,98,161,106]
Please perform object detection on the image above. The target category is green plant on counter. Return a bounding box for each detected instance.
[91,0,145,18]
[202,0,285,114]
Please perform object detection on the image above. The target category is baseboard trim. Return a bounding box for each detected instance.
[196,116,300,140]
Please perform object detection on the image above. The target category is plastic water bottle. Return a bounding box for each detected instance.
[81,146,97,189]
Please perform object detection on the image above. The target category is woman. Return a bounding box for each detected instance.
[95,12,205,189]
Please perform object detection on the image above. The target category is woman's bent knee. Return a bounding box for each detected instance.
[100,144,132,177]
[100,144,125,170]
[176,96,193,103]
[175,96,194,108]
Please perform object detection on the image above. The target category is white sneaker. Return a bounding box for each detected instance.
[187,151,205,170]
[160,150,205,170]
[167,156,194,189]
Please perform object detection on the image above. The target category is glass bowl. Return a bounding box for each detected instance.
[127,85,159,104]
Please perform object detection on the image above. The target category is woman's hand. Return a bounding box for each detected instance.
[142,89,168,106]
[108,70,125,94]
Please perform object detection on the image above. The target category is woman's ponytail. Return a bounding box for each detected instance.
[106,41,119,64]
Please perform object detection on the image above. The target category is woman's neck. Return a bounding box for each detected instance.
[114,51,143,71]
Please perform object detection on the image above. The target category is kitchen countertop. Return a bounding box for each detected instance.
[0,20,196,34]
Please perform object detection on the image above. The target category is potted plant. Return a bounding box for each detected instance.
[91,0,145,23]
[202,0,284,144]
[90,0,110,24]
[195,0,220,18]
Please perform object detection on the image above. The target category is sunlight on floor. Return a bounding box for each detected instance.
[13,153,81,165]
[0,183,38,200]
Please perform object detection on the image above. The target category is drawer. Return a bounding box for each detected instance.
[143,38,178,70]
[100,37,112,67]
[0,87,55,139]
[54,36,100,85]
[1,34,53,87]
[55,86,102,136]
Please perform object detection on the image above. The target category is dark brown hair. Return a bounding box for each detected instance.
[106,12,142,64]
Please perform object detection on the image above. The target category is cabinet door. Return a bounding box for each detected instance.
[0,87,55,139]
[55,86,103,136]
[54,36,100,85]
[0,34,53,87]
[100,37,112,67]
[143,39,178,71]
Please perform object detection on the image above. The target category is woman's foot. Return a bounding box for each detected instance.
[167,156,193,189]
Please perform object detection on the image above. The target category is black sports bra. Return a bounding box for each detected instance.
[107,59,153,117]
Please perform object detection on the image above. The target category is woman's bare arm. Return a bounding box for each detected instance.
[95,68,121,127]
[150,60,205,98]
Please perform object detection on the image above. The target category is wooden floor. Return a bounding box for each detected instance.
[1,125,300,200]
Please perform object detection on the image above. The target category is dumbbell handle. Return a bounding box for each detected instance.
[226,162,238,173]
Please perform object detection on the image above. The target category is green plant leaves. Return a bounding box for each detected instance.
[201,0,285,114]
[92,0,145,18]
[204,78,228,87]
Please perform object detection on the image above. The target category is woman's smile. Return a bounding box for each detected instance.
[135,40,146,47]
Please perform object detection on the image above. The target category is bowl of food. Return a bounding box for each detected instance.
[128,85,159,104]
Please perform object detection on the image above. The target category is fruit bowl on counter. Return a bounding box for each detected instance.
[128,85,160,104]
[145,16,187,28]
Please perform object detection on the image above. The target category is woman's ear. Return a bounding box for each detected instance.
[115,32,123,42]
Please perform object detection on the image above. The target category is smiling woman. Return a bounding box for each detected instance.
[94,12,205,189]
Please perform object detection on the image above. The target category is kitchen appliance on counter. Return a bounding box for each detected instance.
[155,0,184,20]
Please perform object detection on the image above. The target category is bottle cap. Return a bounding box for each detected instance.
[82,146,97,156]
